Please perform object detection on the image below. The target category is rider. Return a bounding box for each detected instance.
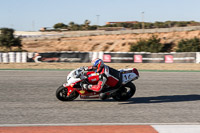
[83,58,121,99]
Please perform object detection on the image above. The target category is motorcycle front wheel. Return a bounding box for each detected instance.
[112,82,136,101]
[56,85,79,101]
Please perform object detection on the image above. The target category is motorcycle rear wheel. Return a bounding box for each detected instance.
[56,85,79,101]
[112,82,136,101]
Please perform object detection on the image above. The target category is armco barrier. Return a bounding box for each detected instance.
[102,52,197,63]
[172,52,196,63]
[103,52,135,63]
[0,51,199,63]
[33,52,90,63]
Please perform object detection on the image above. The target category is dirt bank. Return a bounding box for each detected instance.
[22,30,200,52]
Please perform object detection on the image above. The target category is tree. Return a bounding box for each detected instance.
[53,23,68,29]
[69,21,75,28]
[84,20,91,30]
[0,28,22,51]
[68,21,79,30]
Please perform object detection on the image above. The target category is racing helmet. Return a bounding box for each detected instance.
[91,58,104,72]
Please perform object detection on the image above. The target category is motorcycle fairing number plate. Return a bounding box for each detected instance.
[122,72,137,84]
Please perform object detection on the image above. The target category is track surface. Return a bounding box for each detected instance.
[0,70,200,124]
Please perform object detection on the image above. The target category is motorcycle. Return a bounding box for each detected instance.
[56,67,139,101]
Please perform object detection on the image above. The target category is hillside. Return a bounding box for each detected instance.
[22,30,200,52]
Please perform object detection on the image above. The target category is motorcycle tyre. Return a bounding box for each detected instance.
[56,85,79,101]
[112,82,136,101]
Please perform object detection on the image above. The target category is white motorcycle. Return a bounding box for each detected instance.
[56,67,139,101]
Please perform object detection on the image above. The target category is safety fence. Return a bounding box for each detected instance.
[0,51,200,63]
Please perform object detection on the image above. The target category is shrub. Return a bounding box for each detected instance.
[176,37,200,52]
[130,35,163,53]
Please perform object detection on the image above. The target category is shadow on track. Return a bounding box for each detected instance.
[60,94,200,103]
[122,94,200,104]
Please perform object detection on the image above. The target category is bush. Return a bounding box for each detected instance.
[130,35,163,53]
[176,37,200,52]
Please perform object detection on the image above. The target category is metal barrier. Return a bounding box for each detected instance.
[102,52,197,63]
[0,51,199,63]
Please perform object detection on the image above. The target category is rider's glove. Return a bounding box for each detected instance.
[80,66,89,71]
[84,66,94,71]
[83,67,88,71]
[80,66,93,71]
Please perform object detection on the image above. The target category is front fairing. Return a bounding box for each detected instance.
[62,67,101,98]
[64,68,82,87]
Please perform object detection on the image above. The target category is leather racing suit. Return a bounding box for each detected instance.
[86,65,121,92]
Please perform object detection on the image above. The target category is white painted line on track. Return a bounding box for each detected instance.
[0,123,200,127]
[152,125,200,133]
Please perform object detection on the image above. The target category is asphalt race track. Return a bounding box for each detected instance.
[0,70,200,125]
